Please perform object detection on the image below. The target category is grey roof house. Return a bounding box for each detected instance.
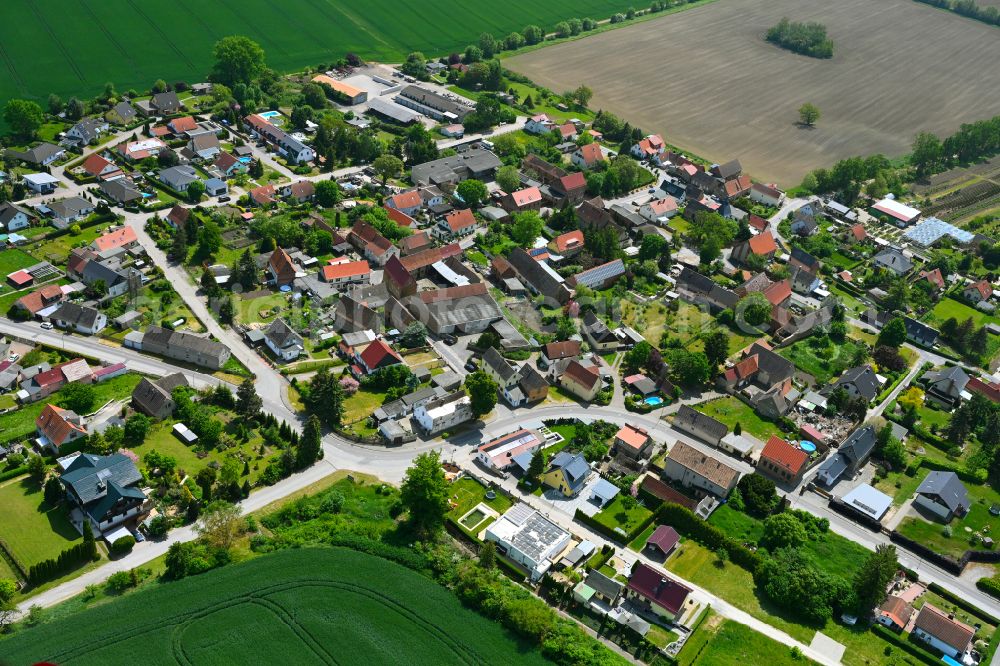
[873,247,913,276]
[673,405,728,446]
[834,365,881,403]
[815,425,876,487]
[923,366,969,408]
[543,452,592,496]
[131,373,189,420]
[59,453,148,534]
[914,471,970,521]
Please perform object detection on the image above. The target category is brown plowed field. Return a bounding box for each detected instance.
[506,0,1000,186]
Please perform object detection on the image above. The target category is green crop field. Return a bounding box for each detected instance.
[0,547,550,665]
[0,0,640,108]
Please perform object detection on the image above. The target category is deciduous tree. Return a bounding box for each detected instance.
[400,450,449,537]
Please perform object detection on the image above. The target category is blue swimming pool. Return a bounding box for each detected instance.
[799,440,816,453]
[259,110,281,119]
[644,396,664,407]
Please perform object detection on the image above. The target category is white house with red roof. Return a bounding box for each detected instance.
[320,259,371,286]
[504,186,542,213]
[631,134,665,159]
[550,230,585,256]
[437,208,479,239]
[91,226,138,254]
[572,143,606,170]
[639,197,678,223]
[81,153,122,181]
[964,279,993,304]
[35,404,87,453]
[356,339,403,375]
[525,114,556,135]
[386,190,423,216]
[749,182,783,207]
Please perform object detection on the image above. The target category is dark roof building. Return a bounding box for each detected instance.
[626,563,692,620]
[60,453,147,533]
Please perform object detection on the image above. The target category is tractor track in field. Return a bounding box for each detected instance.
[26,0,85,83]
[77,0,141,80]
[123,0,196,70]
[215,0,292,57]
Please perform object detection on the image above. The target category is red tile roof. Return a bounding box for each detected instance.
[553,230,584,253]
[748,214,768,231]
[920,268,945,290]
[559,172,586,193]
[563,360,600,391]
[724,354,759,382]
[616,424,650,451]
[444,208,477,233]
[576,143,604,165]
[92,226,137,252]
[269,248,297,283]
[760,436,807,476]
[763,279,792,306]
[82,153,113,178]
[967,377,1000,403]
[388,190,422,210]
[7,270,32,287]
[169,116,198,133]
[35,404,86,448]
[384,206,416,228]
[250,184,276,205]
[543,340,581,360]
[214,152,241,172]
[321,260,370,282]
[359,339,402,372]
[627,562,691,615]
[747,230,777,256]
[914,603,974,653]
[16,284,64,315]
[511,187,542,208]
[968,279,993,300]
[850,223,867,241]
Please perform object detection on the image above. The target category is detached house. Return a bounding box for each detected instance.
[559,360,602,402]
[758,436,808,484]
[482,347,549,407]
[35,404,87,453]
[131,373,189,420]
[504,186,543,213]
[49,302,107,335]
[82,153,122,181]
[912,603,975,661]
[631,134,665,160]
[662,441,740,498]
[923,366,970,408]
[0,202,33,232]
[639,197,678,223]
[413,391,472,435]
[386,190,422,216]
[673,405,727,446]
[321,259,371,286]
[914,471,969,521]
[615,424,654,463]
[571,143,605,170]
[626,563,691,622]
[834,365,881,403]
[873,247,913,276]
[749,182,783,207]
[263,318,304,362]
[268,248,300,286]
[525,113,556,135]
[59,453,148,535]
[542,452,591,497]
[730,230,777,265]
[357,339,403,375]
[815,425,876,487]
[964,279,993,305]
[437,208,478,239]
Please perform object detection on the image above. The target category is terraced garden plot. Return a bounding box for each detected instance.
[0,547,550,666]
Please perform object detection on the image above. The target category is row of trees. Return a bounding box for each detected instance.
[910,115,1000,177]
[917,0,1000,27]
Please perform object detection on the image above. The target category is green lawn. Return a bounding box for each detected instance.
[691,396,781,442]
[0,476,84,567]
[592,494,653,539]
[0,373,141,444]
[682,617,818,666]
[706,504,764,543]
[897,481,1000,558]
[926,297,1000,329]
[627,522,658,551]
[777,336,863,384]
[0,248,39,275]
[342,389,387,428]
[29,224,107,265]
[446,476,513,539]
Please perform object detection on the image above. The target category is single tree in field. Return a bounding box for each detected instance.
[400,451,450,537]
[212,36,267,87]
[798,103,821,126]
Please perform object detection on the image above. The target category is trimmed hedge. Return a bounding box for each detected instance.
[977,577,1000,600]
[0,465,28,483]
[28,540,99,585]
[657,503,766,575]
[870,624,939,666]
[928,581,1000,625]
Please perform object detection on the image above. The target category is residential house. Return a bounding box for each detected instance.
[964,280,993,304]
[834,365,881,403]
[106,101,137,125]
[918,268,946,293]
[167,116,199,136]
[550,230,585,258]
[0,202,32,232]
[383,256,417,299]
[128,326,231,370]
[846,223,868,244]
[578,570,624,608]
[263,318,304,362]
[159,165,201,192]
[35,404,87,453]
[639,197,679,224]
[82,153,122,180]
[268,248,299,286]
[789,247,820,274]
[59,453,148,535]
[542,452,591,497]
[631,134,665,160]
[790,203,818,236]
[484,504,571,580]
[49,302,107,335]
[476,428,545,472]
[672,405,728,446]
[914,471,970,520]
[569,259,626,291]
[437,208,478,239]
[321,259,371,287]
[503,187,543,213]
[559,359,602,402]
[525,114,557,135]
[551,172,587,203]
[66,118,109,146]
[571,143,605,170]
[662,441,740,498]
[873,247,914,276]
[388,283,502,335]
[924,366,970,408]
[357,338,403,375]
[14,284,65,317]
[18,358,92,403]
[7,142,65,166]
[92,226,139,254]
[244,114,315,163]
[79,260,138,298]
[541,340,581,367]
[131,373,189,419]
[410,151,501,187]
[645,525,680,558]
[386,190,422,216]
[625,563,692,622]
[249,184,277,207]
[99,178,143,205]
[730,230,777,265]
[481,347,547,407]
[213,152,247,177]
[790,266,821,295]
[136,91,181,116]
[413,391,473,435]
[758,435,808,484]
[876,596,914,632]
[507,247,571,305]
[905,316,939,347]
[165,205,190,230]
[48,197,94,227]
[912,603,974,660]
[615,424,654,463]
[815,425,876,486]
[582,311,618,351]
[117,138,167,161]
[350,221,399,266]
[676,267,739,313]
[749,182,783,207]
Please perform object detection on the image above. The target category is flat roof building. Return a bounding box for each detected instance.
[485,503,571,581]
